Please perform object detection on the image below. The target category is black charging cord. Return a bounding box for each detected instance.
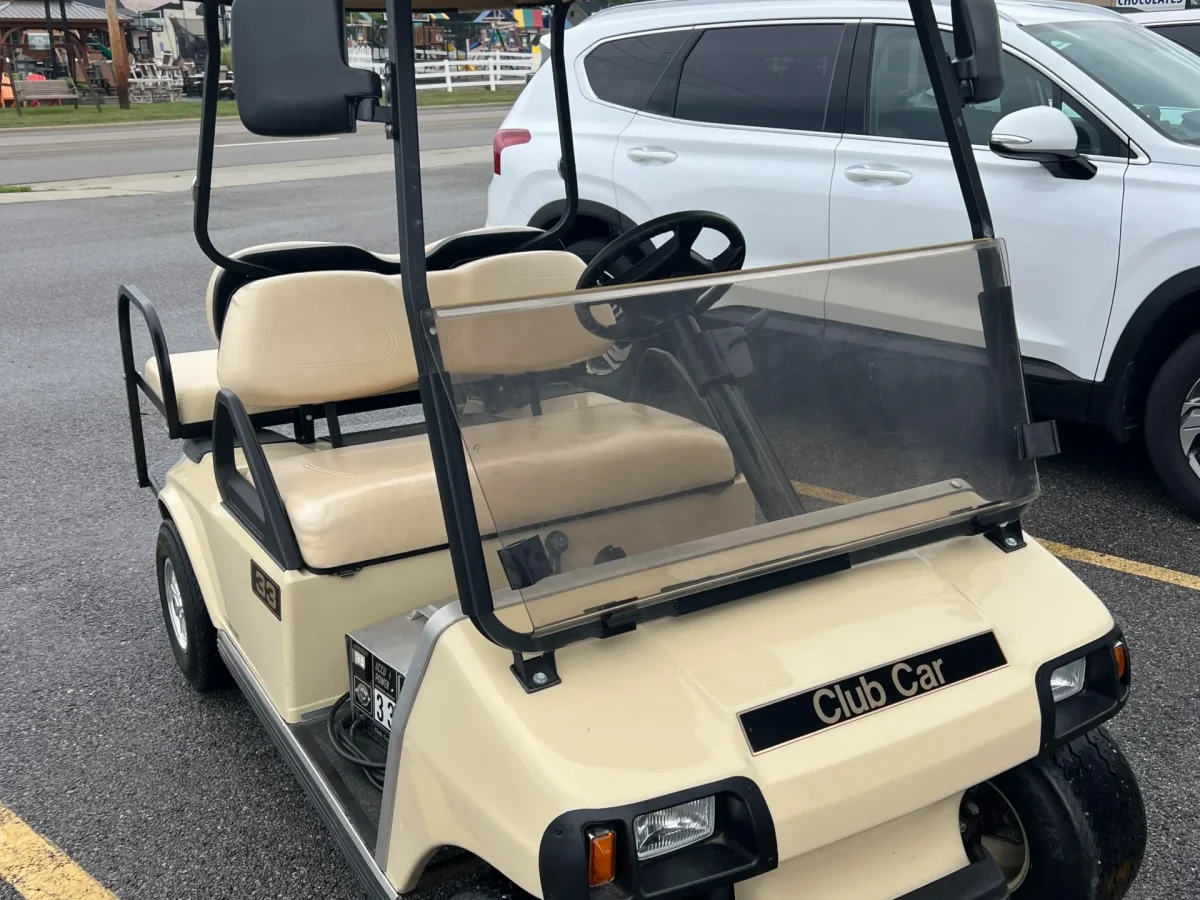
[326,692,387,790]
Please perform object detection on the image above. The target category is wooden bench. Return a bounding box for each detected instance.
[12,79,80,112]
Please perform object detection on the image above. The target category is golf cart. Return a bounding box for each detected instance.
[116,0,1147,895]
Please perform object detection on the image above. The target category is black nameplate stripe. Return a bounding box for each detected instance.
[739,632,1007,753]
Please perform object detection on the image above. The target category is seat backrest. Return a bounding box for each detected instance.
[217,271,417,409]
[217,249,607,408]
[205,228,548,344]
[424,250,613,376]
[205,242,403,343]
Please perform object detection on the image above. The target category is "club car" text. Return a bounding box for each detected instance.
[813,659,948,724]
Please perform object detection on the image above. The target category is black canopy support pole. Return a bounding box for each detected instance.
[906,0,993,242]
[192,1,273,279]
[385,0,535,651]
[536,1,578,245]
[907,0,1032,481]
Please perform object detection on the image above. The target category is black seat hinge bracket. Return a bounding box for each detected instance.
[511,651,560,693]
[497,534,554,590]
[1016,420,1061,461]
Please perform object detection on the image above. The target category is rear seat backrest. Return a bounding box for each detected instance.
[205,241,337,343]
[204,229,545,344]
[423,250,614,376]
[217,271,418,408]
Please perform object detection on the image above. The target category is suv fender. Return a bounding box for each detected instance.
[1094,264,1200,440]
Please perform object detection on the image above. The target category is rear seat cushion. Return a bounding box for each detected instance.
[144,349,222,425]
[268,398,736,571]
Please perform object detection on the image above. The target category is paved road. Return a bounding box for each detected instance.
[0,104,507,185]
[0,166,1197,900]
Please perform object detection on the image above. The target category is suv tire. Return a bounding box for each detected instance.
[1145,331,1200,517]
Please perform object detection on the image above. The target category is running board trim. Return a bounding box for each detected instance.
[217,631,398,900]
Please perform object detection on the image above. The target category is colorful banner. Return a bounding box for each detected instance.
[512,9,544,29]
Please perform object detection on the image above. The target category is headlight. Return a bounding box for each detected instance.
[1036,630,1130,752]
[633,796,716,860]
[1049,658,1087,702]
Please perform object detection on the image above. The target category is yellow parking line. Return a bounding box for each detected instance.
[790,480,1200,592]
[1037,540,1200,592]
[0,804,118,900]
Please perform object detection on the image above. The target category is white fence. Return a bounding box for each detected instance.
[347,47,537,91]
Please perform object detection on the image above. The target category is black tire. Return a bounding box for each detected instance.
[565,235,609,263]
[156,520,228,692]
[970,727,1145,900]
[1145,331,1200,517]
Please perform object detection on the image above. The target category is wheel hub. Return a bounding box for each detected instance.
[960,783,1030,892]
[163,558,188,652]
[1179,377,1200,479]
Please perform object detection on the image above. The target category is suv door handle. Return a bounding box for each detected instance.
[627,147,678,163]
[844,164,913,185]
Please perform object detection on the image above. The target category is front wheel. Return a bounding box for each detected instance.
[961,727,1145,900]
[1145,331,1200,517]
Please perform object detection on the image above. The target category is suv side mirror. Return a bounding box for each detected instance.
[232,0,381,136]
[990,106,1097,181]
[951,0,1003,104]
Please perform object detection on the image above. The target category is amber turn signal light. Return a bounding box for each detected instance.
[1113,641,1129,683]
[588,829,616,887]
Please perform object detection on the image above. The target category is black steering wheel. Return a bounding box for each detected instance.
[574,211,746,341]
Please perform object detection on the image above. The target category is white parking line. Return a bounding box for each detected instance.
[218,137,341,147]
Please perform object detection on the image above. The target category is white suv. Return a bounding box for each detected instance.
[486,0,1200,516]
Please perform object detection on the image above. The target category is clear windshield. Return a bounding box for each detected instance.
[1026,19,1200,145]
[423,240,1037,636]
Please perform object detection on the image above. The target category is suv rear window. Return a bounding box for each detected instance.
[674,24,844,131]
[584,30,689,111]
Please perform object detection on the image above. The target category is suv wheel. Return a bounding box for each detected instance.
[1145,332,1200,517]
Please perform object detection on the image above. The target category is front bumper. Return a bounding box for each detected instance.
[898,860,1008,900]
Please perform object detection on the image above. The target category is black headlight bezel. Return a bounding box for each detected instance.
[1034,626,1130,754]
[538,776,777,900]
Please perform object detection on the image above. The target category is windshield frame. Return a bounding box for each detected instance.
[1024,17,1200,147]
[367,0,1029,657]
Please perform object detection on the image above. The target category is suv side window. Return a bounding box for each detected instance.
[1150,23,1200,56]
[584,30,690,111]
[674,24,845,132]
[866,25,1125,157]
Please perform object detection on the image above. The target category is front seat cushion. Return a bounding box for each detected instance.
[267,400,737,571]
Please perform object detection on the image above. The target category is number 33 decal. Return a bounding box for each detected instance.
[251,561,281,620]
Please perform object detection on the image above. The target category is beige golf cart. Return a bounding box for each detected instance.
[116,0,1146,897]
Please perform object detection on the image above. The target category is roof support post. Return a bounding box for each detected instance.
[191,1,272,279]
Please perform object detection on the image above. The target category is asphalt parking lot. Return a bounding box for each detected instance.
[2,163,1199,900]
